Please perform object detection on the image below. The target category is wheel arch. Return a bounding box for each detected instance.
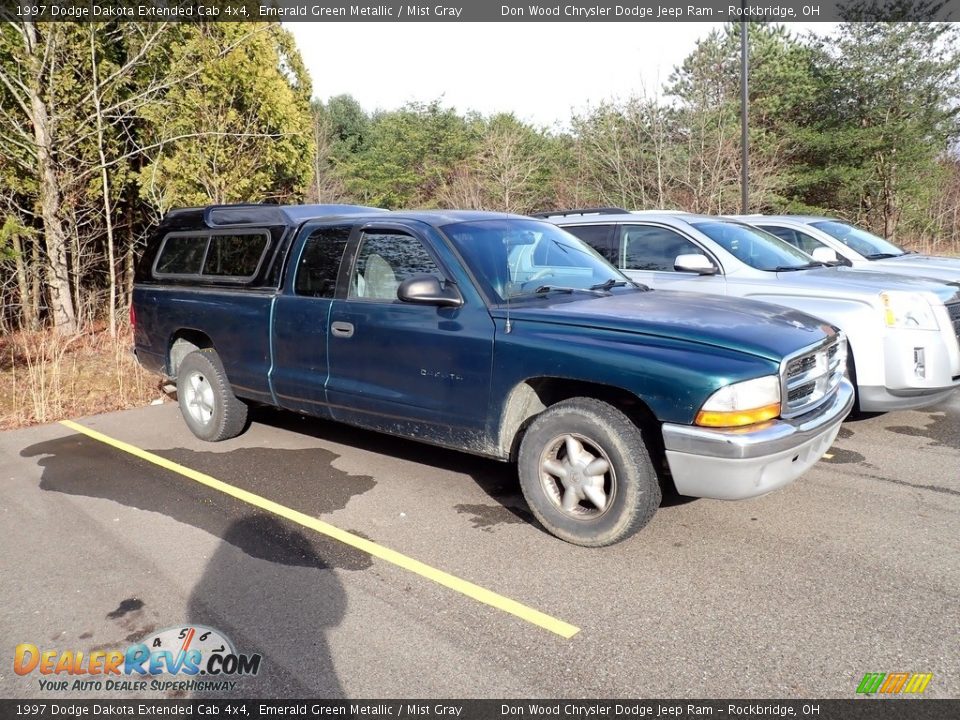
[167,329,215,378]
[498,377,666,468]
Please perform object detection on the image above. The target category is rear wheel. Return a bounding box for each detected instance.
[177,349,248,442]
[517,397,661,546]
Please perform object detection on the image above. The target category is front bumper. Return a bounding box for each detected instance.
[661,378,855,500]
[862,324,960,411]
[857,383,960,412]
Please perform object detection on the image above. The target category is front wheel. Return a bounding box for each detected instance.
[176,349,248,442]
[517,397,661,546]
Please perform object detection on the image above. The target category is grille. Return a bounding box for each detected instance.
[780,334,846,419]
[948,302,960,343]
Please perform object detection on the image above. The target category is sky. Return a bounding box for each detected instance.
[286,22,838,129]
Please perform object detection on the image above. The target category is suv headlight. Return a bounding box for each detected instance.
[880,291,939,331]
[695,375,781,428]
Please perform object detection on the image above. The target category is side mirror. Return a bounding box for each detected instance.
[674,254,718,275]
[397,274,463,308]
[811,246,839,264]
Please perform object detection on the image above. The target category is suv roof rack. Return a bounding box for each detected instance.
[530,207,630,219]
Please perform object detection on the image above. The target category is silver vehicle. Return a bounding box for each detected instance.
[736,215,960,283]
[544,210,960,413]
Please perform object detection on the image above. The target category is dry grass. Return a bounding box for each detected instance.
[0,323,162,431]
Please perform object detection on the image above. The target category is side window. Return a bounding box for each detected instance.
[760,225,823,255]
[348,232,441,302]
[154,231,269,280]
[294,226,352,298]
[561,225,619,265]
[155,236,206,275]
[621,225,706,272]
[202,233,269,277]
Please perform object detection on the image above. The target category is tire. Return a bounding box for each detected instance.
[846,352,863,416]
[517,397,661,547]
[176,349,248,442]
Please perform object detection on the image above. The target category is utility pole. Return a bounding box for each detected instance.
[740,20,749,214]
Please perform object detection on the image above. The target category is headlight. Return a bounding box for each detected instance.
[695,375,781,428]
[880,291,939,330]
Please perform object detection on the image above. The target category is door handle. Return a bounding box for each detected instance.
[331,321,354,338]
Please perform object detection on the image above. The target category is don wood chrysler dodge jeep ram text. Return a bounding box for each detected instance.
[132,204,853,546]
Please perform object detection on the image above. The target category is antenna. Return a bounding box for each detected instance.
[505,257,512,334]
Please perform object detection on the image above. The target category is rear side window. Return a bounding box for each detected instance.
[294,226,352,298]
[203,234,269,277]
[154,236,206,275]
[153,231,270,281]
[759,225,824,255]
[563,224,619,266]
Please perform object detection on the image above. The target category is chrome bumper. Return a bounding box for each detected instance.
[661,378,855,500]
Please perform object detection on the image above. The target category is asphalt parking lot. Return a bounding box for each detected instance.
[0,395,957,699]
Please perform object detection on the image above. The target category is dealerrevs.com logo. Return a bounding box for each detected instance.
[14,625,261,693]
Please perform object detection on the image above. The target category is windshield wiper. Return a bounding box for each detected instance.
[533,285,609,296]
[589,279,631,291]
[772,263,822,271]
[591,278,651,292]
[865,252,899,259]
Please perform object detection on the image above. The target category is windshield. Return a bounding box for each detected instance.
[810,221,906,258]
[692,221,816,271]
[442,219,626,301]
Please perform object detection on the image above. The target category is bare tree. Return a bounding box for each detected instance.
[478,119,545,213]
[309,108,346,203]
[0,23,78,333]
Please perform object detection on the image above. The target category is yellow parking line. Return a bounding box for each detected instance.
[59,419,580,639]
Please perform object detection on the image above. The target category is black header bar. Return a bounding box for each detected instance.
[2,0,958,22]
[1,699,959,720]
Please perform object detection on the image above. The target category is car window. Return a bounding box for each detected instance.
[810,221,906,258]
[294,225,352,298]
[759,225,827,255]
[563,224,619,265]
[154,231,269,280]
[155,235,207,275]
[348,232,441,302]
[202,234,270,277]
[692,221,814,271]
[621,225,706,272]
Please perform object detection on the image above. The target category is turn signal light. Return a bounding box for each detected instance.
[695,403,781,428]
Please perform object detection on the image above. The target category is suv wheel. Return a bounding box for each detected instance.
[517,397,661,546]
[176,349,248,442]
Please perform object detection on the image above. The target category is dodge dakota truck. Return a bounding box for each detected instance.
[133,204,853,546]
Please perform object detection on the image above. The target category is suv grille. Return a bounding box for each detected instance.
[780,334,846,419]
[947,302,960,343]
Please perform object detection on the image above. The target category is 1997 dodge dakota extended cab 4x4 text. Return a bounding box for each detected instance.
[133,204,854,546]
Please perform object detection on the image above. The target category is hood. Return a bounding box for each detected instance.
[493,289,833,363]
[774,266,960,305]
[872,253,960,282]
